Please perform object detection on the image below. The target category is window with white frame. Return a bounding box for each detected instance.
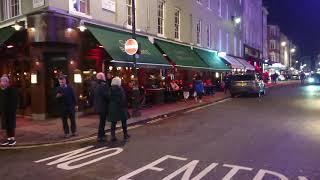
[239,40,242,56]
[2,0,21,20]
[270,40,276,49]
[226,32,229,53]
[126,0,133,26]
[196,20,202,45]
[218,0,222,17]
[234,36,237,56]
[206,24,211,48]
[270,52,276,61]
[157,0,165,35]
[70,0,89,14]
[174,8,181,40]
[208,0,211,9]
[226,3,229,20]
[219,29,222,51]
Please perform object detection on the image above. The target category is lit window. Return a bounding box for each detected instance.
[174,8,181,40]
[2,0,21,20]
[158,0,165,35]
[70,0,89,14]
[196,20,202,45]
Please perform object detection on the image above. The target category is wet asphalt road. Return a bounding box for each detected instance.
[1,85,320,180]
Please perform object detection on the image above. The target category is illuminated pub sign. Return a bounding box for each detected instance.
[244,45,261,60]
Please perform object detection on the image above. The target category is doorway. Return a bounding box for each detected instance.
[44,53,69,117]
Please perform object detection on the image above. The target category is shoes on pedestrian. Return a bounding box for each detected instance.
[1,139,9,146]
[97,137,106,143]
[111,137,118,142]
[64,134,70,138]
[71,133,78,137]
[124,134,131,140]
[199,100,203,103]
[8,139,16,146]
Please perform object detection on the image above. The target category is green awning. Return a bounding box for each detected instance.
[155,39,210,70]
[193,48,230,72]
[86,24,170,68]
[0,26,15,44]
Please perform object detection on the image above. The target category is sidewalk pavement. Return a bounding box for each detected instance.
[0,80,299,147]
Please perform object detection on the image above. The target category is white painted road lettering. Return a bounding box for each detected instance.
[35,146,123,170]
[35,150,310,179]
[118,155,310,180]
[118,155,187,180]
[222,164,253,180]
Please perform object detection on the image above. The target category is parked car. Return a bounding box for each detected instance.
[291,74,300,80]
[230,74,266,98]
[278,74,286,81]
[307,74,320,84]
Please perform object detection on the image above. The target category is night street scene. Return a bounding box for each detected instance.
[1,0,320,179]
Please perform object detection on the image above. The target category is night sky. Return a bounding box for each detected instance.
[263,0,320,57]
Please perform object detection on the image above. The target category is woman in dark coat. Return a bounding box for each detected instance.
[108,77,130,141]
[0,75,18,146]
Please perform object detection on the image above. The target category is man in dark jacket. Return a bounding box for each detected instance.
[56,75,77,137]
[0,75,18,146]
[94,73,109,142]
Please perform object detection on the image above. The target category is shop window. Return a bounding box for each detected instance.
[2,0,21,20]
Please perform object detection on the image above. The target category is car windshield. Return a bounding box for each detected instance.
[232,75,255,81]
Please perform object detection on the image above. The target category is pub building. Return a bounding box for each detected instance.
[0,12,234,120]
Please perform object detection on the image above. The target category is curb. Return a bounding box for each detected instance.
[0,96,231,150]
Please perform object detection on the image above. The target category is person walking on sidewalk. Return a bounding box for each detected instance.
[194,75,205,103]
[56,75,77,138]
[94,73,110,142]
[223,73,232,94]
[108,77,130,141]
[300,72,306,85]
[0,75,18,146]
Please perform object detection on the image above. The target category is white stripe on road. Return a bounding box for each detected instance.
[184,98,231,114]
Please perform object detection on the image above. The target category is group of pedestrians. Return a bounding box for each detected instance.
[0,72,130,146]
[94,73,130,142]
[55,73,130,143]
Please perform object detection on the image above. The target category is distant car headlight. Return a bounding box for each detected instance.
[308,77,315,83]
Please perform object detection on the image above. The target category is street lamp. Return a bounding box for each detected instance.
[281,41,287,47]
[290,48,296,53]
[131,0,141,117]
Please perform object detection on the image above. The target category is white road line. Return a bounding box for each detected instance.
[147,118,164,124]
[184,98,231,114]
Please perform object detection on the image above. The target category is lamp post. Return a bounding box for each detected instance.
[131,0,141,117]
